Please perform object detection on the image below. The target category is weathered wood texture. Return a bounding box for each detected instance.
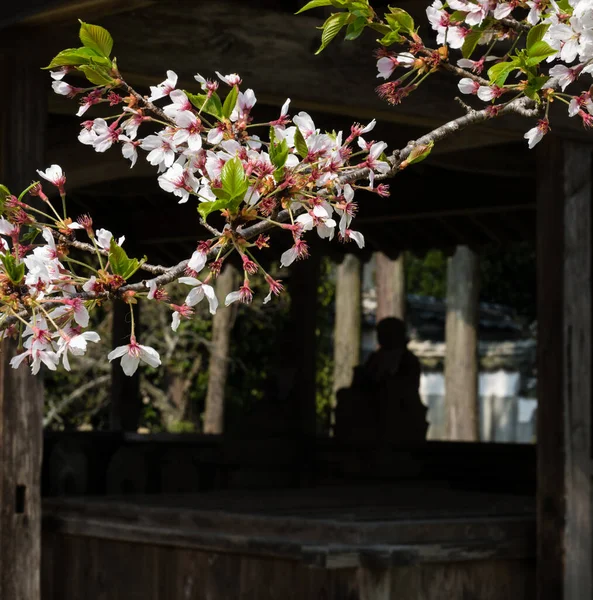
[332,255,362,419]
[15,0,587,146]
[444,245,480,441]
[536,138,592,600]
[375,253,406,323]
[41,535,535,600]
[110,300,141,431]
[0,52,46,600]
[41,481,536,599]
[204,264,239,434]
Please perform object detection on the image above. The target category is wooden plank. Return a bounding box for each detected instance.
[0,50,46,600]
[536,138,593,599]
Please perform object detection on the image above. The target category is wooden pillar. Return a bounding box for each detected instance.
[536,138,592,600]
[332,254,361,408]
[444,245,480,441]
[110,300,141,431]
[375,252,406,321]
[0,52,46,600]
[203,264,239,434]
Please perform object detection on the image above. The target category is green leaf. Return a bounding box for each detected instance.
[108,239,142,280]
[377,30,404,46]
[461,28,482,58]
[20,228,40,244]
[43,47,99,69]
[406,140,434,166]
[526,40,557,66]
[349,1,370,9]
[88,55,113,69]
[487,61,518,87]
[211,187,230,200]
[448,10,467,23]
[222,86,239,119]
[315,12,351,54]
[269,134,289,169]
[386,7,414,33]
[526,23,550,50]
[273,166,286,183]
[294,127,309,158]
[221,157,248,200]
[368,22,391,35]
[198,199,230,221]
[79,20,113,58]
[295,0,333,13]
[0,185,10,215]
[79,65,114,86]
[344,16,367,41]
[523,74,550,100]
[186,91,223,119]
[1,254,24,285]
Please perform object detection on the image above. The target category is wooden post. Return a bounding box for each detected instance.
[536,138,592,600]
[110,300,141,431]
[444,245,480,441]
[332,255,362,412]
[375,252,406,321]
[0,52,46,600]
[203,264,239,434]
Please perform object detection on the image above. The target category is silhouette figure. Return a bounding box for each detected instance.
[335,317,428,444]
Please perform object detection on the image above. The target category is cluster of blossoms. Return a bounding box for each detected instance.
[368,0,593,147]
[0,22,392,377]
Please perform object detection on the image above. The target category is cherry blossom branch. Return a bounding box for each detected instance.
[341,94,540,184]
[55,232,169,274]
[418,48,489,86]
[114,95,538,294]
[499,17,531,33]
[118,78,171,123]
[119,207,298,293]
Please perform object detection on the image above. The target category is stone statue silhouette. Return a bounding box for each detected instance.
[335,317,428,444]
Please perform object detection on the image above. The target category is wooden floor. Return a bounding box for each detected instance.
[42,482,536,599]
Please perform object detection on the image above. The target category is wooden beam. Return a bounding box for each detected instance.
[0,50,46,600]
[5,1,529,154]
[17,0,154,27]
[444,246,480,441]
[536,138,592,600]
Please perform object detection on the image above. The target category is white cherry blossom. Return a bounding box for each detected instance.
[148,70,178,101]
[108,337,161,376]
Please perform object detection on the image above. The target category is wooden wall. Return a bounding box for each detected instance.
[42,533,535,600]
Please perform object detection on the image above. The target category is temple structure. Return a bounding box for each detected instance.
[0,1,591,599]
